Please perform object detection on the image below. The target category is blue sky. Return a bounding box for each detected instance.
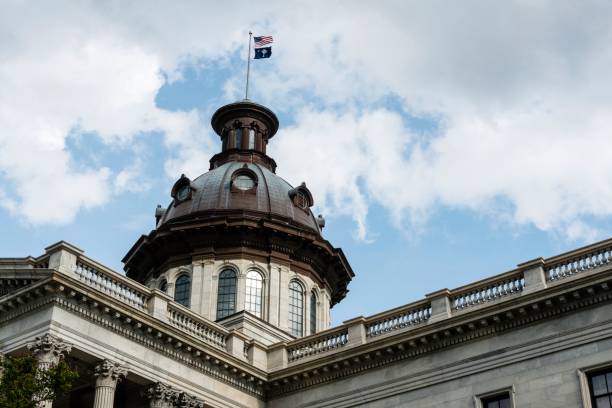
[2,1,612,325]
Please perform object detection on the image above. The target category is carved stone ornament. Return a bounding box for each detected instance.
[173,391,205,408]
[26,334,72,366]
[146,382,176,408]
[94,359,128,388]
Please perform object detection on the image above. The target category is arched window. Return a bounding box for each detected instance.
[159,279,168,293]
[235,128,243,149]
[310,291,317,335]
[174,274,191,307]
[245,270,263,318]
[288,280,304,337]
[248,129,255,149]
[216,269,237,319]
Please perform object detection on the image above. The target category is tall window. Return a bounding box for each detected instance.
[288,280,304,337]
[481,393,511,408]
[235,128,243,149]
[245,270,263,318]
[248,129,255,149]
[216,269,237,319]
[590,369,612,407]
[174,274,191,307]
[310,291,317,335]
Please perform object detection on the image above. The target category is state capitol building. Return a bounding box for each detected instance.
[2,100,612,408]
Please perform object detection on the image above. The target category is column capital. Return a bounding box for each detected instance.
[94,359,128,388]
[173,392,205,408]
[146,382,176,408]
[26,334,72,366]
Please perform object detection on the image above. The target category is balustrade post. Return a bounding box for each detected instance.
[45,241,82,275]
[426,289,452,323]
[226,330,248,361]
[518,257,547,294]
[343,316,367,347]
[26,334,72,408]
[248,341,268,370]
[147,290,171,323]
[267,342,288,370]
[93,359,128,408]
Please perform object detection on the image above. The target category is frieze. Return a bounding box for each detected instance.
[266,281,612,398]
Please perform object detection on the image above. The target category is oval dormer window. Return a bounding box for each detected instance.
[230,168,258,193]
[295,191,308,209]
[176,185,191,201]
[171,174,192,204]
[234,174,255,191]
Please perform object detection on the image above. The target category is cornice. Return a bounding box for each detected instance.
[0,273,267,398]
[265,268,612,398]
[3,258,612,402]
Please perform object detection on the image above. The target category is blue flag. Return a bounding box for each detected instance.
[254,47,272,59]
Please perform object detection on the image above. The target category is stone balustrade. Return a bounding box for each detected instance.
[167,304,229,350]
[287,327,349,363]
[6,238,612,376]
[365,301,432,337]
[74,260,149,310]
[545,238,612,281]
[451,270,525,311]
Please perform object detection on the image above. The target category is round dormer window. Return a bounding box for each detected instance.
[176,185,191,201]
[234,174,255,191]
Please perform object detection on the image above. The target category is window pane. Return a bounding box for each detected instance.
[607,373,612,393]
[482,393,509,408]
[596,396,612,408]
[174,275,191,307]
[288,280,304,337]
[235,128,242,149]
[248,129,255,149]
[245,270,263,318]
[216,269,237,319]
[310,292,317,335]
[594,375,609,396]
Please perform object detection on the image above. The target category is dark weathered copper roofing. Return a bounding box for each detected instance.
[158,161,321,233]
[211,100,279,139]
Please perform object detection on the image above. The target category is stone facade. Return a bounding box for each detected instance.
[2,239,612,407]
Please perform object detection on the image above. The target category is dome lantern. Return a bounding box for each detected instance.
[209,100,280,172]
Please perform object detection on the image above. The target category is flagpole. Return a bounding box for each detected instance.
[245,31,252,100]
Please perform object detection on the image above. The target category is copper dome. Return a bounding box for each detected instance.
[158,161,321,233]
[123,100,354,305]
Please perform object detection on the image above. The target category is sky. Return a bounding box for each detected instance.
[2,1,612,325]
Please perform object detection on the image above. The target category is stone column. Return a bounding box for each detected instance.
[145,382,175,408]
[26,334,72,408]
[93,359,128,408]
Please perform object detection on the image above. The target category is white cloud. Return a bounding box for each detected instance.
[2,1,612,241]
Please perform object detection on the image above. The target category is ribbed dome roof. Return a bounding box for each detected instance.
[158,161,321,233]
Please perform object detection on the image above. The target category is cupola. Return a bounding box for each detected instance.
[209,100,279,172]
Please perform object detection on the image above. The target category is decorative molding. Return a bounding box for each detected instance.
[26,333,72,367]
[267,282,612,398]
[94,359,128,388]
